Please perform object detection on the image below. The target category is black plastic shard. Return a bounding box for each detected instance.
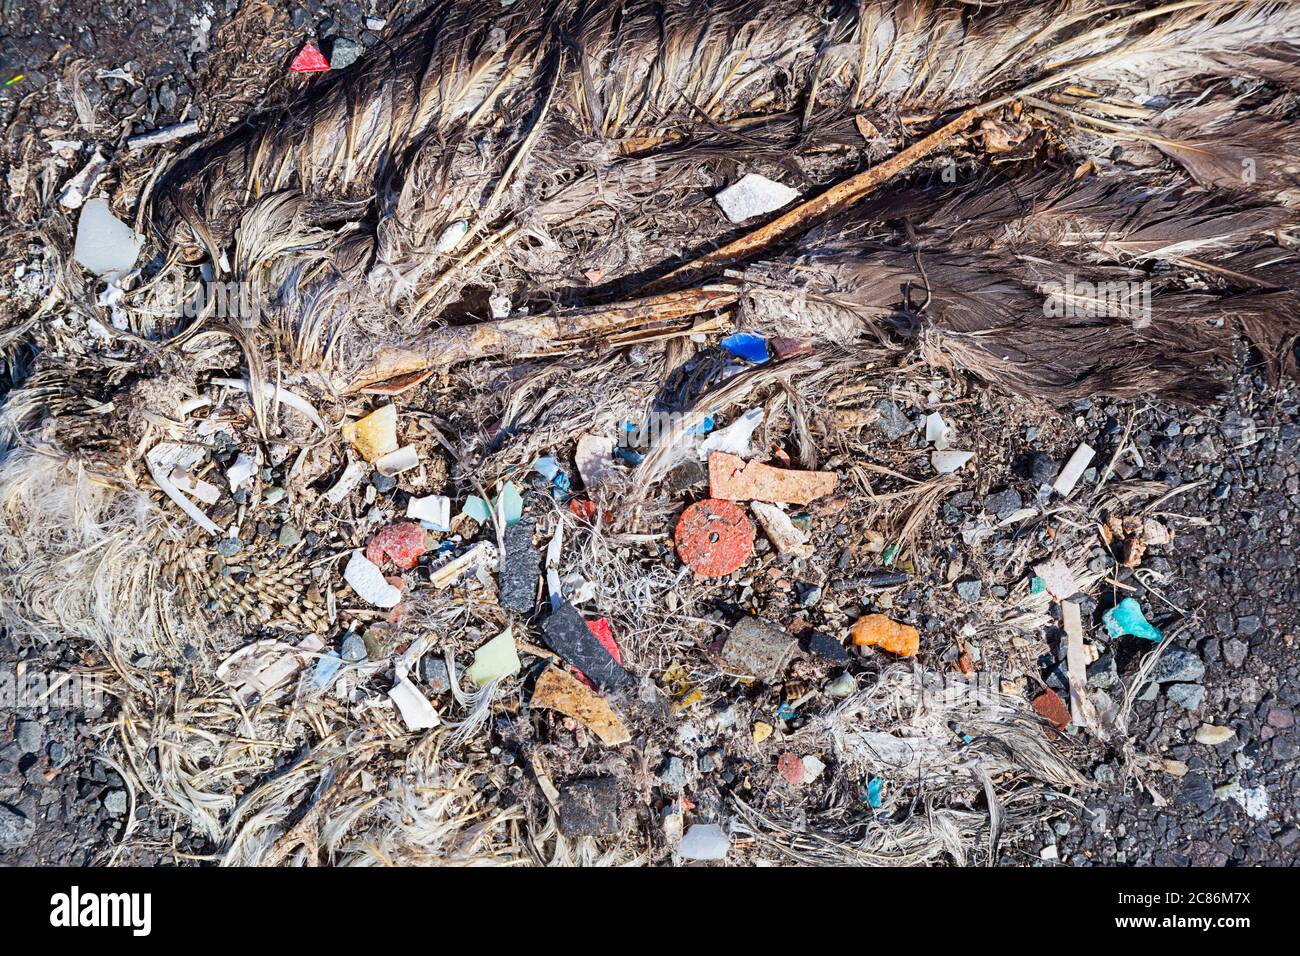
[542,602,634,690]
[499,518,540,613]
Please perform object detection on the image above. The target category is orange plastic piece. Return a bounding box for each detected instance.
[850,613,920,657]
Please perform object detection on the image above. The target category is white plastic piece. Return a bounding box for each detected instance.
[801,754,826,780]
[344,551,402,608]
[931,449,975,474]
[698,407,763,460]
[126,119,199,151]
[226,452,258,492]
[1052,442,1095,497]
[714,174,799,224]
[211,377,327,433]
[749,501,813,558]
[678,823,729,861]
[170,467,220,505]
[575,433,619,492]
[73,199,143,277]
[407,494,451,530]
[324,460,367,504]
[924,412,950,450]
[435,220,469,253]
[375,444,419,477]
[58,148,109,209]
[388,677,440,730]
[146,446,221,536]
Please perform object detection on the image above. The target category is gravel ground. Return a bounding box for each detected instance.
[2,0,1297,866]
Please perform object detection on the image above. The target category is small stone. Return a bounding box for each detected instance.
[1087,652,1119,690]
[808,631,849,662]
[983,488,1023,519]
[1148,647,1205,684]
[216,537,242,557]
[103,790,128,815]
[659,756,687,793]
[371,472,397,493]
[1166,683,1205,711]
[262,486,286,504]
[15,720,43,754]
[1029,453,1057,484]
[277,524,301,548]
[341,632,368,663]
[955,578,983,603]
[826,672,856,698]
[874,400,911,440]
[1223,638,1248,669]
[1195,724,1235,746]
[329,37,363,69]
[421,657,451,694]
[0,805,35,849]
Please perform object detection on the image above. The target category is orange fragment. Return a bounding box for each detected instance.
[850,613,920,657]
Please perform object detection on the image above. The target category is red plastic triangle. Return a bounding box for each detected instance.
[290,43,331,73]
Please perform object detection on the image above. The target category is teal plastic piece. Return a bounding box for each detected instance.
[1102,597,1162,641]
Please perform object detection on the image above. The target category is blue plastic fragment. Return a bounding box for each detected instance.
[720,332,769,363]
[534,456,561,481]
[615,447,644,465]
[1102,597,1162,641]
[688,415,716,436]
[495,481,524,525]
[312,651,342,690]
[775,703,796,721]
[866,777,884,808]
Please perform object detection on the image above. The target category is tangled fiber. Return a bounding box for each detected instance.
[2,0,1300,865]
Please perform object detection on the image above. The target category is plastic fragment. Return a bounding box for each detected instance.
[924,412,950,450]
[461,495,493,522]
[169,467,220,505]
[674,498,754,577]
[850,613,920,657]
[531,666,631,745]
[290,43,331,73]
[466,629,521,687]
[749,501,814,558]
[499,518,540,613]
[407,494,451,530]
[542,602,635,690]
[697,408,763,461]
[375,444,419,477]
[1053,442,1095,496]
[1195,724,1235,746]
[494,481,524,525]
[720,332,769,363]
[866,777,884,808]
[73,199,143,277]
[435,220,469,253]
[678,823,729,861]
[342,405,399,462]
[365,521,426,570]
[720,617,797,683]
[324,460,367,504]
[931,449,975,474]
[388,677,440,731]
[714,173,799,223]
[344,551,402,608]
[1102,597,1162,641]
[575,434,620,493]
[311,651,342,691]
[1033,559,1078,600]
[429,541,497,589]
[708,452,837,504]
[1033,690,1071,731]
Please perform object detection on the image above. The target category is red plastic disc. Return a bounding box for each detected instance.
[674,499,754,577]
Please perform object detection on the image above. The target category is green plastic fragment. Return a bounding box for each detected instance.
[461,495,492,522]
[494,481,524,525]
[1102,597,1162,642]
[466,628,521,686]
[882,543,900,566]
[1031,576,1046,595]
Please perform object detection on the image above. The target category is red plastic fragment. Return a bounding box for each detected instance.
[1033,690,1071,731]
[674,498,754,577]
[290,43,331,73]
[586,617,622,665]
[777,752,805,786]
[365,521,426,570]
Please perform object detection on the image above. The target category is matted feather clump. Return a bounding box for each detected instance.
[2,0,1298,865]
